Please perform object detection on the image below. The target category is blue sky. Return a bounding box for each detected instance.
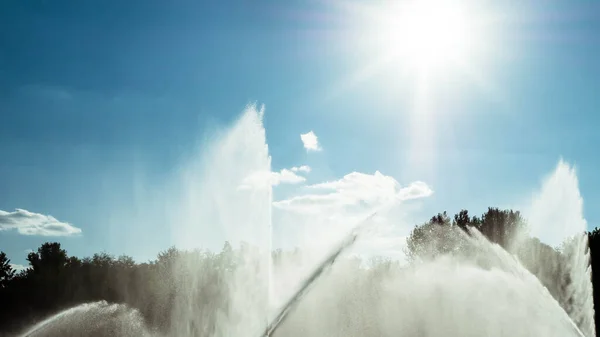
[1,0,600,267]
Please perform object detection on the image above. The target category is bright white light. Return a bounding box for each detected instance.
[300,131,322,152]
[376,0,475,72]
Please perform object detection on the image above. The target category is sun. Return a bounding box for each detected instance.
[323,0,498,99]
[387,1,470,70]
[369,0,478,74]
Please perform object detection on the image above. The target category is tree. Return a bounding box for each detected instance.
[430,211,451,226]
[478,207,524,250]
[0,252,15,288]
[453,209,471,230]
[405,211,459,261]
[0,215,599,337]
[406,208,526,262]
[26,242,68,273]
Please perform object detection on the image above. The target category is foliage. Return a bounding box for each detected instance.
[0,252,15,289]
[0,207,599,336]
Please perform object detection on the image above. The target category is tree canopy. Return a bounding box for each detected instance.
[1,207,599,336]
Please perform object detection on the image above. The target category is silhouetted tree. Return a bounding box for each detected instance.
[478,207,524,250]
[27,242,68,273]
[405,211,469,261]
[588,228,600,335]
[0,252,15,288]
[453,209,471,230]
[0,209,599,337]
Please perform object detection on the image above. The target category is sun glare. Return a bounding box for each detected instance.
[374,0,476,73]
[322,0,500,99]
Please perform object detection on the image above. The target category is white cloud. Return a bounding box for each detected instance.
[271,171,433,265]
[300,131,322,152]
[0,209,82,237]
[239,168,306,189]
[271,169,306,186]
[10,264,28,272]
[291,165,311,173]
[273,171,433,214]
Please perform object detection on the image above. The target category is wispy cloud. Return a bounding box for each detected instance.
[0,209,82,237]
[10,264,28,272]
[300,131,322,152]
[271,169,306,186]
[291,165,311,173]
[239,168,307,189]
[273,171,433,214]
[272,171,433,263]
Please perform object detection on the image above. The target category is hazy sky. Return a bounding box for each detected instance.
[1,0,599,267]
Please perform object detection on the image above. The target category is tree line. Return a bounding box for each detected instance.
[1,207,600,336]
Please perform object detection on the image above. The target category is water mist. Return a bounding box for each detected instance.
[16,106,596,337]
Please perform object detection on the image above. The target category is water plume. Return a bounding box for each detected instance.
[167,104,273,337]
[14,106,596,337]
[19,301,154,337]
[520,159,595,336]
[270,226,586,337]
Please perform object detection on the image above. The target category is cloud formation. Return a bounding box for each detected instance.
[271,171,433,264]
[271,169,306,186]
[240,168,307,189]
[300,131,322,152]
[273,171,433,214]
[0,209,82,237]
[10,264,28,272]
[291,165,311,173]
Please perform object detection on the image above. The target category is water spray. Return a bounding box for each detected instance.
[259,207,590,337]
[259,209,382,337]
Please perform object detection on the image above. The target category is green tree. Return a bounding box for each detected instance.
[406,208,525,261]
[478,207,524,250]
[26,242,69,273]
[0,252,16,288]
[405,212,458,261]
[453,209,471,229]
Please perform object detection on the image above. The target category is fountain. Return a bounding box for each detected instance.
[18,301,155,337]
[15,105,595,337]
